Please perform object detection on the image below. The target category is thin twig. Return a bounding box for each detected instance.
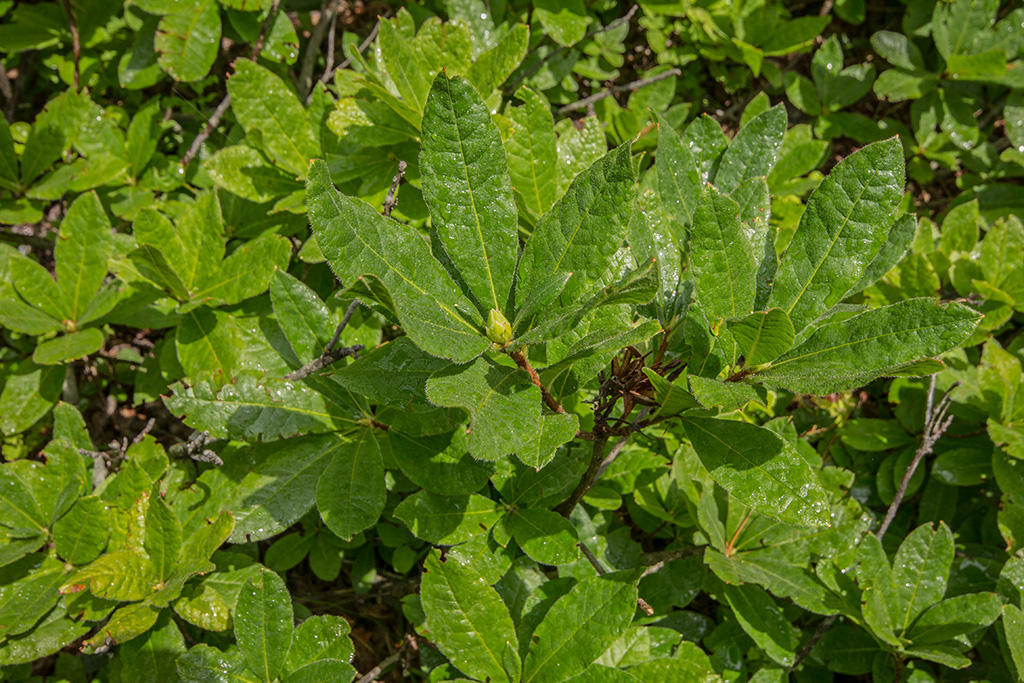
[580,542,655,615]
[59,0,80,90]
[876,376,957,540]
[355,638,412,683]
[594,406,650,480]
[321,19,381,86]
[557,69,681,115]
[167,430,223,466]
[383,160,407,218]
[0,65,13,122]
[284,300,364,380]
[509,349,565,414]
[180,0,282,169]
[299,0,338,101]
[789,376,958,672]
[180,95,233,169]
[556,436,607,517]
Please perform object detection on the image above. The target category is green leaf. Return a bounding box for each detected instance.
[155,0,221,82]
[389,429,495,496]
[285,614,354,670]
[175,582,231,631]
[0,557,66,639]
[133,195,224,296]
[378,18,432,114]
[852,213,917,294]
[316,430,384,541]
[534,0,589,46]
[727,309,795,366]
[54,192,113,323]
[53,496,109,565]
[505,86,558,223]
[0,361,64,437]
[0,612,88,666]
[270,269,332,362]
[515,412,581,470]
[335,337,450,406]
[767,138,905,333]
[116,617,187,682]
[9,252,66,321]
[1004,605,1024,677]
[175,643,249,682]
[165,375,363,441]
[723,583,800,668]
[281,660,356,683]
[714,105,787,194]
[425,356,542,462]
[522,572,639,683]
[681,416,830,527]
[556,116,606,197]
[235,568,293,683]
[688,375,768,413]
[421,548,519,683]
[932,0,999,59]
[421,73,518,313]
[656,112,701,231]
[31,329,104,365]
[227,436,341,543]
[0,118,19,191]
[204,144,304,202]
[682,114,729,184]
[754,299,981,394]
[393,491,502,545]
[707,551,844,616]
[308,160,488,363]
[906,592,1003,645]
[466,23,529,96]
[175,307,242,379]
[690,186,757,322]
[191,233,291,306]
[871,31,925,72]
[69,549,158,601]
[0,284,62,335]
[892,522,954,635]
[507,508,579,565]
[840,419,915,452]
[144,493,182,582]
[128,244,190,301]
[517,143,636,315]
[228,60,320,178]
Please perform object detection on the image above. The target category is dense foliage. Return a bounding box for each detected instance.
[1,0,1023,681]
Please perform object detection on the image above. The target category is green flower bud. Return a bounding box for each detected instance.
[485,308,512,347]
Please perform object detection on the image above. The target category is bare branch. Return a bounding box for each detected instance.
[556,436,607,517]
[181,0,283,170]
[355,637,412,683]
[509,349,565,414]
[580,542,655,615]
[168,430,222,466]
[320,18,381,88]
[876,376,958,540]
[59,0,80,90]
[383,160,407,218]
[284,300,364,381]
[0,61,14,122]
[558,69,682,115]
[790,376,960,672]
[299,0,338,100]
